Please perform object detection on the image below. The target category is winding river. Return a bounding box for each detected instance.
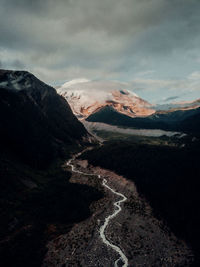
[67,151,128,267]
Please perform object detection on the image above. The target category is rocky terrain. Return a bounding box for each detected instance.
[80,138,200,266]
[43,155,193,266]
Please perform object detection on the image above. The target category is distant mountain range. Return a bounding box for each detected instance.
[87,105,200,134]
[153,98,200,111]
[57,79,155,119]
[57,79,200,135]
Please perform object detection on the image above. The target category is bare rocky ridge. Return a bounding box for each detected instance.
[43,157,193,266]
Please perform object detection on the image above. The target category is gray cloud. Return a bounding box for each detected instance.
[163,96,179,102]
[0,0,200,103]
[12,59,26,69]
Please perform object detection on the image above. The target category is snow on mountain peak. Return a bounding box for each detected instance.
[57,79,155,119]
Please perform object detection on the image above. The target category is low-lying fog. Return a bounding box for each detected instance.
[83,121,184,137]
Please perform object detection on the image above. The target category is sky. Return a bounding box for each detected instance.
[0,0,200,103]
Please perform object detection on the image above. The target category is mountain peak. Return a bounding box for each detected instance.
[0,69,32,91]
[57,80,155,119]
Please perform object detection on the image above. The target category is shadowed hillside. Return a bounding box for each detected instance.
[0,69,92,168]
[0,70,101,267]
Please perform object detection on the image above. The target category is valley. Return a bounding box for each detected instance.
[67,150,128,266]
[0,70,199,266]
[43,145,192,266]
[1,0,200,265]
[80,136,200,266]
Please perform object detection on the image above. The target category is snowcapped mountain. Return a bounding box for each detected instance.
[57,79,155,119]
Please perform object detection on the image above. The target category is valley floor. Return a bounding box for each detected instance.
[43,156,193,266]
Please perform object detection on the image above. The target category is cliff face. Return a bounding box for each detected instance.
[0,70,92,167]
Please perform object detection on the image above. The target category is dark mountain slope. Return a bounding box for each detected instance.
[87,105,200,135]
[0,70,92,167]
[0,70,100,267]
[180,110,200,134]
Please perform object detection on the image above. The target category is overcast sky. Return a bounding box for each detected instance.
[0,0,200,103]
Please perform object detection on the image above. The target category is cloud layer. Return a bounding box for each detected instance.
[0,0,200,102]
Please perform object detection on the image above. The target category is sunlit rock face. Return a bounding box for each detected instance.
[57,79,155,119]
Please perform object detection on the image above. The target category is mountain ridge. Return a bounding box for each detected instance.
[57,80,155,119]
[86,104,200,135]
[57,79,200,130]
[0,69,93,167]
[0,69,100,267]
